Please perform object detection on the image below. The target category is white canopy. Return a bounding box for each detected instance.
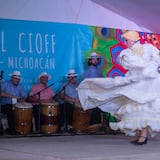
[0,0,159,33]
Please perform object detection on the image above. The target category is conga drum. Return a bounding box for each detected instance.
[73,103,91,133]
[40,102,59,134]
[14,102,33,135]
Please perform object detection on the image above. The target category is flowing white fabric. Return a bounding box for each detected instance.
[77,43,160,137]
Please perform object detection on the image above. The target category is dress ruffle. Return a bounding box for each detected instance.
[110,99,160,137]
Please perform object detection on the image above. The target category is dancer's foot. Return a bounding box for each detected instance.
[136,136,148,145]
[130,139,138,144]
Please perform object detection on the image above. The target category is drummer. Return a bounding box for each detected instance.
[82,52,103,126]
[29,71,55,133]
[58,69,80,134]
[1,70,27,135]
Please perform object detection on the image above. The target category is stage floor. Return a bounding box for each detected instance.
[0,133,160,160]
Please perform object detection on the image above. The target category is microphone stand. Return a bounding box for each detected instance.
[55,77,74,134]
[0,71,3,135]
[62,85,67,133]
[29,82,55,134]
[32,82,55,97]
[34,91,41,134]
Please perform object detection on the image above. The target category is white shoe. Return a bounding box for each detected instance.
[61,125,66,132]
[67,125,73,130]
[67,125,75,135]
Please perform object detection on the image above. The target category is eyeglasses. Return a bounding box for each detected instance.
[68,76,77,79]
[12,77,20,80]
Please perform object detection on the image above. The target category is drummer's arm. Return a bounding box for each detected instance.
[60,93,79,103]
[17,98,27,102]
[28,95,39,103]
[0,91,17,99]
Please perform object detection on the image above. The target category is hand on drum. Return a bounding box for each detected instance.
[40,99,55,103]
[75,99,80,103]
[17,98,26,102]
[11,97,26,104]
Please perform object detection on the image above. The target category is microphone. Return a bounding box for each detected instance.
[0,70,3,80]
[1,70,3,77]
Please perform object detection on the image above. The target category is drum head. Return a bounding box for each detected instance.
[41,102,58,106]
[15,102,33,109]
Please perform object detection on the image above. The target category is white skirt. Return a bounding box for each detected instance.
[77,76,160,137]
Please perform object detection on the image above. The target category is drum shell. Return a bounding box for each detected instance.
[40,102,59,134]
[41,102,59,116]
[73,104,91,133]
[41,125,59,134]
[14,102,33,135]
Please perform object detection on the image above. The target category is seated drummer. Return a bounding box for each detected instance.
[29,71,55,133]
[58,69,80,133]
[81,52,103,126]
[0,71,27,135]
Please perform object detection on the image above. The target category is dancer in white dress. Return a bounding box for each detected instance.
[77,31,160,145]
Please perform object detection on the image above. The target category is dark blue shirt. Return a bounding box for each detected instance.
[82,65,103,79]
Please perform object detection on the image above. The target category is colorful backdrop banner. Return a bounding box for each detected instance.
[0,19,160,94]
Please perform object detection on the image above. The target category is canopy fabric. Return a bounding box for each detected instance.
[0,0,159,33]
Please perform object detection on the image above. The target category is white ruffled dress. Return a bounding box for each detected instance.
[77,43,160,137]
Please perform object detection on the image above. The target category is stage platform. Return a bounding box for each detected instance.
[0,132,160,160]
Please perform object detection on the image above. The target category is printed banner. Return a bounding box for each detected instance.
[0,19,93,93]
[0,19,160,94]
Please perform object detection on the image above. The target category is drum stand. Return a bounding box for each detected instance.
[61,86,68,133]
[61,89,75,135]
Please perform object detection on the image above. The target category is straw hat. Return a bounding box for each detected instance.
[66,69,78,77]
[88,52,100,59]
[38,72,51,80]
[9,71,22,80]
[121,31,140,42]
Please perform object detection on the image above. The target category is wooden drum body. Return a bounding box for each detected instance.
[40,102,59,134]
[14,102,33,135]
[73,103,91,133]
